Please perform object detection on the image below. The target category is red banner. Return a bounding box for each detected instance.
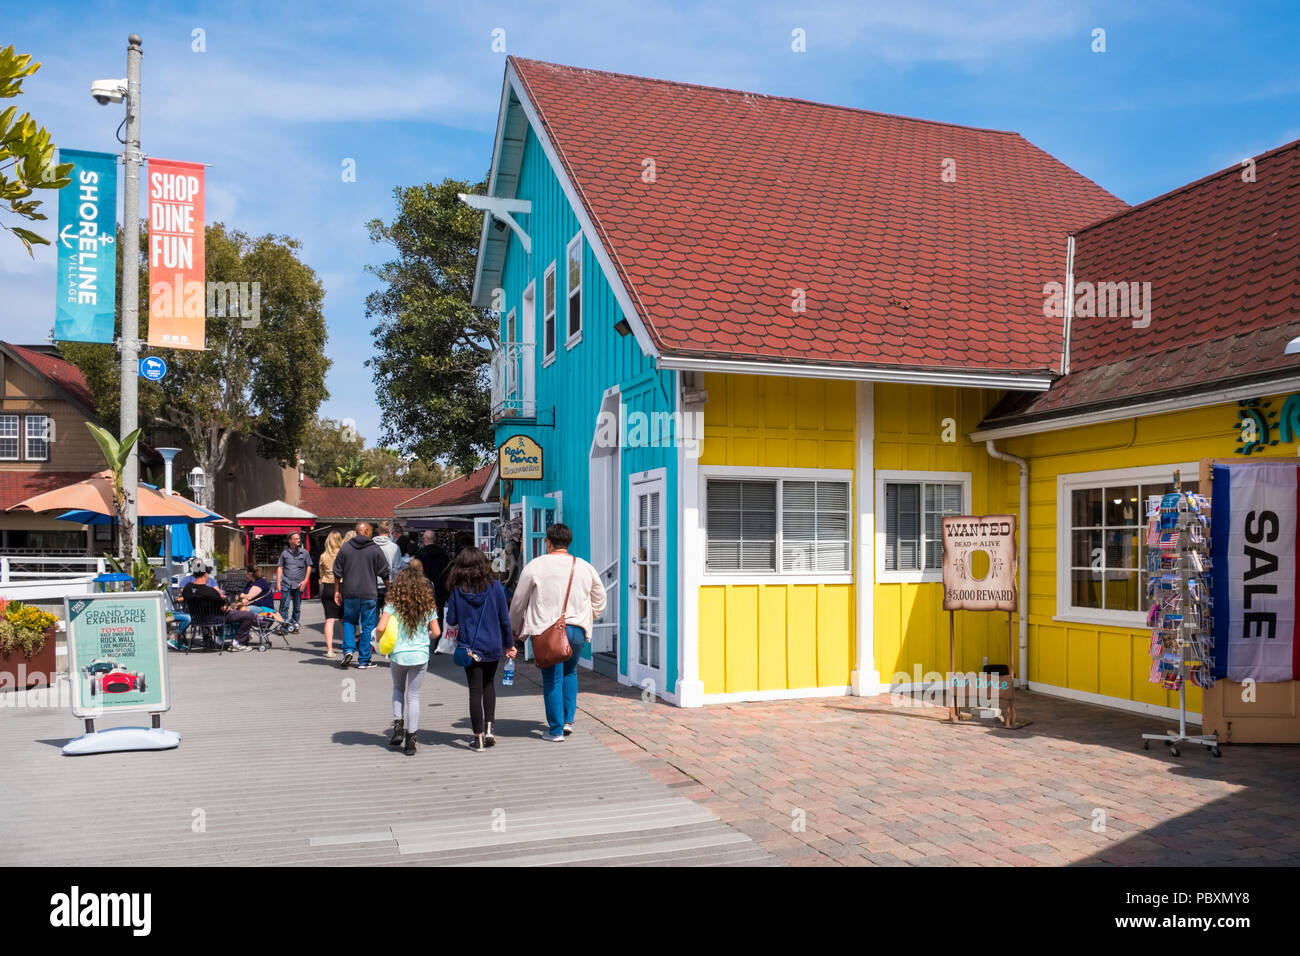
[147,158,205,350]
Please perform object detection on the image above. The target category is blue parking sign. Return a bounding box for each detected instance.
[139,356,168,381]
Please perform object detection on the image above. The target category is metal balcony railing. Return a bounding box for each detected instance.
[490,341,536,421]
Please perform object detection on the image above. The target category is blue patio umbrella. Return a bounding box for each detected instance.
[163,522,194,560]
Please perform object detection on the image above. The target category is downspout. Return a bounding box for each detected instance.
[985,441,1029,686]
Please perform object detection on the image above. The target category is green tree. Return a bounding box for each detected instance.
[64,222,330,487]
[84,421,142,565]
[0,46,72,255]
[360,447,451,488]
[299,416,366,484]
[365,179,494,474]
[335,457,376,488]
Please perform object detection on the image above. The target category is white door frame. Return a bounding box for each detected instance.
[628,467,667,693]
[589,386,622,666]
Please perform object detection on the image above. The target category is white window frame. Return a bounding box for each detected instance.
[0,414,18,461]
[699,465,853,585]
[565,232,582,348]
[1056,461,1198,629]
[874,470,972,584]
[542,261,557,367]
[24,414,50,462]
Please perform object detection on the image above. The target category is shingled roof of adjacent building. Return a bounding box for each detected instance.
[979,137,1300,431]
[299,484,436,523]
[4,343,96,413]
[506,58,1126,377]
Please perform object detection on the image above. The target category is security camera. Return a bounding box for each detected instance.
[90,78,127,105]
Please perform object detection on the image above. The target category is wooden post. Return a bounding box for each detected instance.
[948,610,957,722]
[1004,609,1017,728]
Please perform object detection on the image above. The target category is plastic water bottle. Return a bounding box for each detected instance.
[503,657,515,686]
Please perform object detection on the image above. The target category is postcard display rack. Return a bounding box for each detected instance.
[1141,483,1221,757]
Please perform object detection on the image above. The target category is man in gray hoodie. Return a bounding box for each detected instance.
[373,520,401,608]
[331,522,392,670]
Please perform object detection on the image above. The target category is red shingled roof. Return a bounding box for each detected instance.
[5,343,96,412]
[980,137,1300,429]
[299,485,435,522]
[394,465,496,513]
[510,58,1126,375]
[0,471,96,511]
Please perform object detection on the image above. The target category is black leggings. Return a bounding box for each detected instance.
[465,660,500,735]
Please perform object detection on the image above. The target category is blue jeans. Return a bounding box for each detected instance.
[172,611,191,637]
[342,598,378,665]
[540,625,586,737]
[279,585,303,625]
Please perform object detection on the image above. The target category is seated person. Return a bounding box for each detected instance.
[181,567,256,651]
[237,565,287,632]
[165,589,191,651]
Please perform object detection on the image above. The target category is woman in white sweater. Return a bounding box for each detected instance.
[508,524,606,741]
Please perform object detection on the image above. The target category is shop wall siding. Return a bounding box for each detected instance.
[872,383,1018,681]
[1003,391,1300,712]
[697,373,855,695]
[494,124,679,689]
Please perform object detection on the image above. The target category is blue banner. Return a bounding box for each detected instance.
[54,149,118,343]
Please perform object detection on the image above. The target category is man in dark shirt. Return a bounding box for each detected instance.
[414,529,450,619]
[181,568,257,651]
[331,522,392,670]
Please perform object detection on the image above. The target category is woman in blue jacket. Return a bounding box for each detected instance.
[445,548,516,752]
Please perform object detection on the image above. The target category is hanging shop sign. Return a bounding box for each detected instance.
[147,158,206,350]
[64,591,171,718]
[54,149,118,344]
[1210,462,1298,683]
[499,434,543,480]
[941,514,1017,612]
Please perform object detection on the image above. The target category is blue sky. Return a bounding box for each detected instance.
[4,0,1299,453]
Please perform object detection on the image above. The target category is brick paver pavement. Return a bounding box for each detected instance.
[520,665,1300,866]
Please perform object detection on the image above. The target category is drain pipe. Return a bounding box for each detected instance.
[985,440,1029,686]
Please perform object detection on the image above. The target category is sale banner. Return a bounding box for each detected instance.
[54,149,118,344]
[147,158,206,349]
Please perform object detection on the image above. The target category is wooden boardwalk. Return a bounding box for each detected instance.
[0,605,773,867]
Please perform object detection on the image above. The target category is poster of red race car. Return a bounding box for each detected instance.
[88,665,147,696]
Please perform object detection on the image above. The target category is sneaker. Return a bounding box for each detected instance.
[563,723,574,736]
[356,661,376,670]
[291,623,301,633]
[340,652,354,669]
[167,638,180,651]
[227,641,248,652]
[543,733,565,742]
[470,735,486,753]
[484,723,496,748]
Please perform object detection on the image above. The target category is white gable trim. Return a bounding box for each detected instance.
[486,60,660,360]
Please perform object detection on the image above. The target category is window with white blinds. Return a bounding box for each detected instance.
[705,477,851,574]
[884,480,964,572]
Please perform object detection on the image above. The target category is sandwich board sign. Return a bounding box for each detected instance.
[62,591,179,754]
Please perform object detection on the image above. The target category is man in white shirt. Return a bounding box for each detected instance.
[509,523,605,741]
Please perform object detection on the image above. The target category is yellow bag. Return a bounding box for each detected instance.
[375,615,399,656]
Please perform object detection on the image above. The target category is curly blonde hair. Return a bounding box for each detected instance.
[386,566,435,632]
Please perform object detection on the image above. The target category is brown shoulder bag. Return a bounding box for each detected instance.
[530,556,576,669]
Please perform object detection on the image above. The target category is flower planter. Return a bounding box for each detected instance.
[0,625,58,692]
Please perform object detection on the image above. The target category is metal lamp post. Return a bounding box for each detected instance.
[119,35,144,565]
[189,466,208,565]
[157,447,181,583]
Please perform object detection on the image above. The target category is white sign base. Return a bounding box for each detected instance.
[62,726,181,755]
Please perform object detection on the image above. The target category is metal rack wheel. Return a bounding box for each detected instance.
[1170,745,1181,757]
[1210,746,1222,758]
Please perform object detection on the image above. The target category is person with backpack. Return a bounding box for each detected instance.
[445,548,514,753]
[508,524,605,742]
[376,567,440,756]
[331,522,392,670]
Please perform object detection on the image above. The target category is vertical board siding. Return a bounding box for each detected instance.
[872,383,1016,683]
[697,373,856,695]
[494,124,679,693]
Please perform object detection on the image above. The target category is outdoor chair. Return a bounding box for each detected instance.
[184,592,234,655]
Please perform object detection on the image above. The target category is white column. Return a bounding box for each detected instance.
[675,373,705,707]
[851,381,881,695]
